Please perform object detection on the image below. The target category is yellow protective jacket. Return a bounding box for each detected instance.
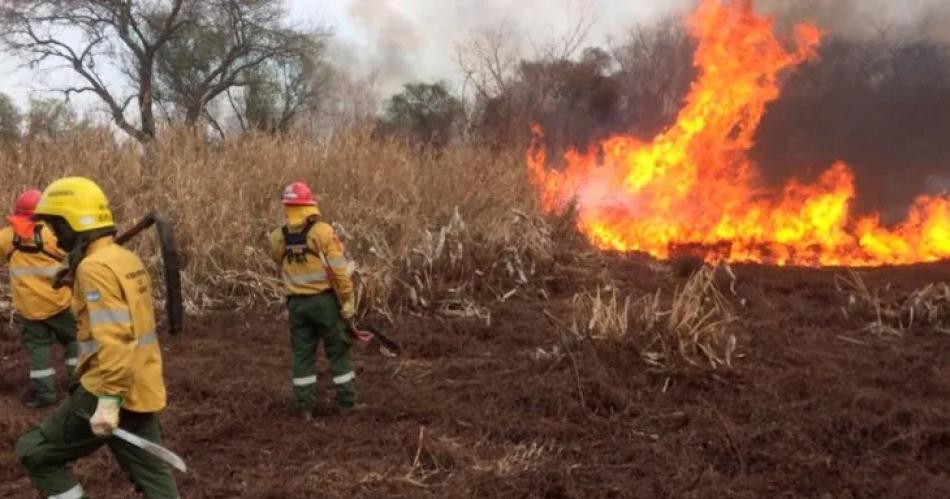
[269,216,354,305]
[74,237,166,413]
[0,223,71,320]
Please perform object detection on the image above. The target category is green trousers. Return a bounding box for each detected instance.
[288,293,357,411]
[15,385,179,499]
[20,310,78,403]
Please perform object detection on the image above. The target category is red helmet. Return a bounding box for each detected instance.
[13,189,42,216]
[282,182,316,206]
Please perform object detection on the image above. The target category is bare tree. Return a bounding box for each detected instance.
[0,0,193,144]
[224,34,333,135]
[454,1,601,147]
[319,70,380,133]
[455,22,522,101]
[154,0,321,128]
[609,17,695,135]
[533,0,598,62]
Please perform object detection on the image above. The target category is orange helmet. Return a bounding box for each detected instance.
[282,182,316,206]
[13,189,42,216]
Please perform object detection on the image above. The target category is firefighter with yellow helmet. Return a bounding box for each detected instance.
[0,189,77,408]
[270,181,358,419]
[15,177,179,499]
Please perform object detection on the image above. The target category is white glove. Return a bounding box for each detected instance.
[90,396,121,436]
[340,298,356,320]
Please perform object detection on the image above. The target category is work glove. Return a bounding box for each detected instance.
[90,396,121,436]
[340,298,356,321]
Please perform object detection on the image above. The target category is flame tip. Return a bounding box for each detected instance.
[527,0,949,267]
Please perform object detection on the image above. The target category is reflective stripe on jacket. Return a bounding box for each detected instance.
[0,224,71,320]
[269,219,354,304]
[74,237,166,413]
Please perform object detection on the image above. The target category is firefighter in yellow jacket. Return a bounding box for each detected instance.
[270,181,358,419]
[15,177,179,499]
[0,189,77,408]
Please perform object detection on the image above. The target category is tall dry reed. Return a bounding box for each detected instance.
[0,127,548,319]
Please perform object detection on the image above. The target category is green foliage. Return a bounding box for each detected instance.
[378,82,465,150]
[154,0,327,132]
[239,34,333,134]
[0,93,21,147]
[25,98,76,140]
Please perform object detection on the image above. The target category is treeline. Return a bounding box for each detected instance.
[379,20,950,212]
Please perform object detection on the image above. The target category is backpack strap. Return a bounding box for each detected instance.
[9,224,62,261]
[281,217,320,264]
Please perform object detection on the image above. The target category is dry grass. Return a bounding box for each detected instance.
[569,265,739,371]
[836,269,950,337]
[642,265,738,371]
[474,442,552,477]
[570,286,631,339]
[2,126,746,372]
[0,126,549,319]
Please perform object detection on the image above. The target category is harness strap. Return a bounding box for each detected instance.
[9,224,61,261]
[281,217,320,264]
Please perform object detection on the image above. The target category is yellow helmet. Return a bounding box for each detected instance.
[35,177,115,232]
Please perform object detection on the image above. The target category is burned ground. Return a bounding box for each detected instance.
[1,258,949,498]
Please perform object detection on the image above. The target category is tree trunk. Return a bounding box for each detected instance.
[184,104,202,128]
[138,55,159,178]
[139,56,157,143]
[142,142,160,184]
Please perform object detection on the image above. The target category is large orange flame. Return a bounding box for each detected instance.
[527,0,949,266]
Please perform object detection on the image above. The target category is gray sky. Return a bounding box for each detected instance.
[0,0,946,114]
[0,0,686,113]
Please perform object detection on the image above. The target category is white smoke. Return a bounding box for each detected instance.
[336,0,689,96]
[334,0,950,98]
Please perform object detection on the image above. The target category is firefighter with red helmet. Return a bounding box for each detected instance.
[269,182,358,419]
[0,189,77,408]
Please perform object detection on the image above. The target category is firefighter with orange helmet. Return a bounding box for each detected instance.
[0,189,77,408]
[269,181,358,419]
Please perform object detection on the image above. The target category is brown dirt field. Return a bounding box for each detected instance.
[2,259,949,498]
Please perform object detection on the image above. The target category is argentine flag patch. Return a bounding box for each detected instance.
[86,291,101,303]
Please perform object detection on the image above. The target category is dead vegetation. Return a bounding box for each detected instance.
[836,269,950,337]
[0,126,745,379]
[570,286,631,340]
[348,206,555,327]
[654,266,738,369]
[0,127,552,321]
[570,265,740,372]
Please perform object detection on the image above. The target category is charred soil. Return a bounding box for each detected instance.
[2,259,949,498]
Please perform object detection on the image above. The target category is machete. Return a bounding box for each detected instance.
[78,413,187,473]
[112,427,188,473]
[347,322,401,355]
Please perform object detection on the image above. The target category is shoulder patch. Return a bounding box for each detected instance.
[85,290,101,303]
